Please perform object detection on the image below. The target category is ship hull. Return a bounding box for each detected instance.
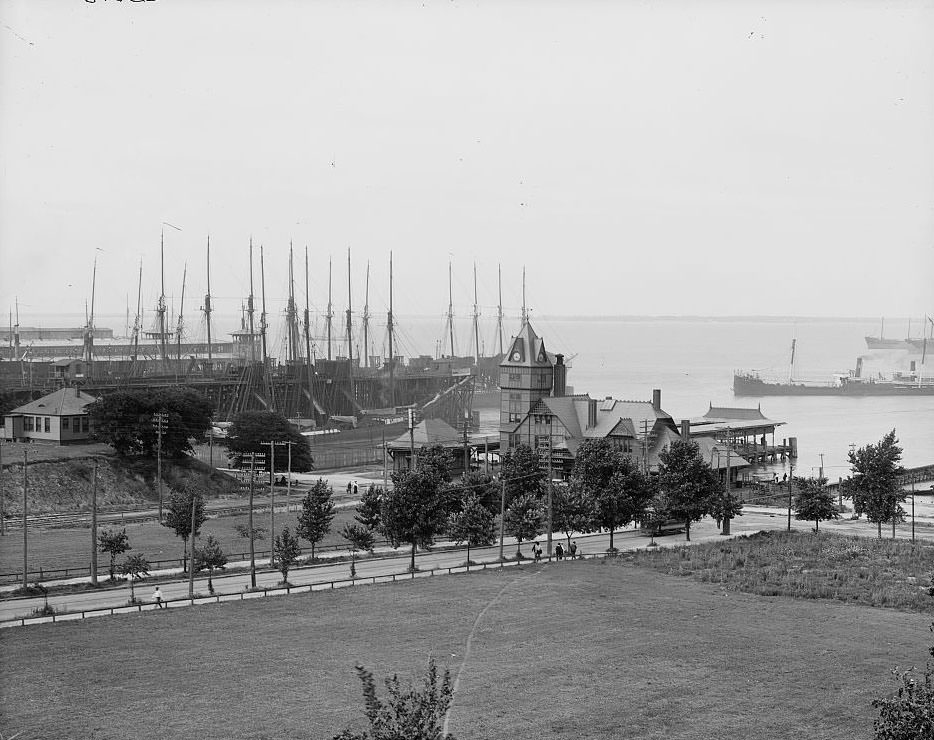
[733,374,934,396]
[865,336,913,350]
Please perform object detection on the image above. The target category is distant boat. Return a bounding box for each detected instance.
[733,372,934,396]
[865,316,932,351]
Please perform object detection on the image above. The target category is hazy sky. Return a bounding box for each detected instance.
[1,0,932,329]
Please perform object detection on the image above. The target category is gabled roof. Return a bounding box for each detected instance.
[387,418,462,449]
[10,388,98,416]
[500,320,552,369]
[693,436,751,470]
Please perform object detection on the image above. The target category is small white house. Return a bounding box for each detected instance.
[2,387,98,445]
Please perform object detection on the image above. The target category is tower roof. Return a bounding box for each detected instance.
[500,320,552,369]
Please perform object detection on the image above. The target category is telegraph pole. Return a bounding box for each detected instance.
[245,452,264,589]
[722,445,732,535]
[0,439,5,536]
[498,477,506,562]
[546,419,553,557]
[188,486,198,598]
[22,450,28,588]
[90,460,98,585]
[787,463,794,531]
[269,441,276,566]
[153,412,168,521]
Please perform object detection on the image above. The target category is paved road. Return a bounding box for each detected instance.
[2,507,932,625]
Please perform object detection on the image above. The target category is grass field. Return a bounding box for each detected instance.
[0,505,365,577]
[1,558,931,739]
[629,530,934,612]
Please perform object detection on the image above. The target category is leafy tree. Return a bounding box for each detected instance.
[572,440,651,550]
[446,493,496,565]
[707,483,744,534]
[193,535,227,594]
[459,472,499,515]
[296,479,336,560]
[273,527,302,584]
[383,463,456,572]
[642,489,673,545]
[119,554,150,602]
[88,387,214,458]
[846,430,906,538]
[414,444,454,485]
[98,528,130,580]
[331,659,455,740]
[503,492,545,558]
[793,476,839,532]
[341,523,375,579]
[162,483,207,572]
[500,444,544,507]
[657,439,720,541]
[227,411,314,472]
[552,481,596,548]
[355,484,383,532]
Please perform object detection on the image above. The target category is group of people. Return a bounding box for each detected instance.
[346,481,359,496]
[531,540,579,561]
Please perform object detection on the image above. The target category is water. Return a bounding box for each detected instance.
[400,315,933,477]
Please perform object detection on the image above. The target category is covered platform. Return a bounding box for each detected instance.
[688,405,796,464]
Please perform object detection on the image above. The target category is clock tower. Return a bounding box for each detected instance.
[499,320,553,450]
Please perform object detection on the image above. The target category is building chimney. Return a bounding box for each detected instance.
[552,354,566,397]
[652,388,661,411]
[587,398,597,429]
[680,419,691,439]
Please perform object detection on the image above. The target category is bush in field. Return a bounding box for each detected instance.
[193,535,228,594]
[273,527,302,584]
[331,658,455,740]
[98,528,130,580]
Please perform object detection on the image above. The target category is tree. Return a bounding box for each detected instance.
[227,411,314,472]
[793,476,839,532]
[383,463,456,572]
[331,659,455,740]
[193,535,227,594]
[846,430,906,538]
[502,492,545,558]
[446,493,496,565]
[552,480,596,548]
[162,483,207,572]
[414,445,454,485]
[355,484,384,532]
[119,554,150,602]
[273,527,302,584]
[296,479,336,560]
[572,440,651,550]
[459,472,499,515]
[341,523,375,579]
[88,386,214,458]
[499,444,544,507]
[657,439,720,541]
[708,483,744,534]
[98,528,130,580]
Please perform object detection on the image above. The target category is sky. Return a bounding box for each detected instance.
[1,0,932,333]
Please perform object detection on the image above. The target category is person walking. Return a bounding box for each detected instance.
[569,541,578,559]
[153,586,164,609]
[353,481,359,496]
[555,543,564,560]
[533,542,541,562]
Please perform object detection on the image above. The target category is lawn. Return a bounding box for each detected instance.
[0,505,366,578]
[1,559,930,739]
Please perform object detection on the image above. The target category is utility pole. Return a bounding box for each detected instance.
[245,452,263,589]
[286,442,292,514]
[22,450,28,588]
[90,460,98,585]
[269,440,276,566]
[0,439,5,536]
[498,477,506,562]
[722,445,732,535]
[546,417,553,557]
[153,412,168,521]
[462,407,470,477]
[188,485,198,598]
[787,463,794,531]
[911,481,915,542]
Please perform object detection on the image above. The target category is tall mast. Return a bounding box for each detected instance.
[176,262,187,373]
[14,298,21,385]
[287,243,298,363]
[204,235,213,369]
[445,260,455,357]
[7,308,11,361]
[85,253,98,377]
[260,245,268,366]
[132,260,142,363]
[346,248,354,372]
[158,228,168,366]
[521,265,527,323]
[496,263,504,355]
[362,261,370,369]
[304,246,314,414]
[247,238,256,363]
[472,262,480,363]
[387,251,395,407]
[326,258,333,361]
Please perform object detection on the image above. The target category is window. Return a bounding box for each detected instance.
[25,417,33,431]
[35,417,41,430]
[44,418,50,433]
[62,417,70,430]
[82,417,89,433]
